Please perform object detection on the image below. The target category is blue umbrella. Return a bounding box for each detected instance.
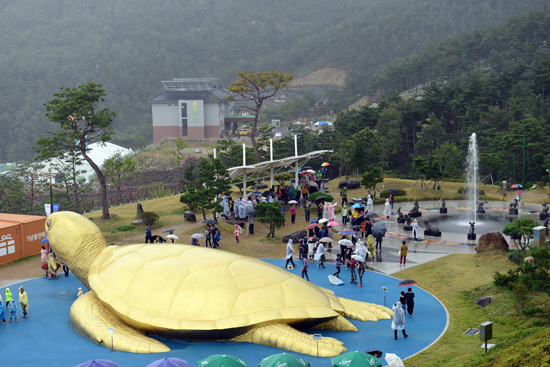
[310,218,318,223]
[253,191,262,196]
[351,203,365,209]
[146,357,193,367]
[40,238,49,244]
[338,229,354,235]
[74,360,121,367]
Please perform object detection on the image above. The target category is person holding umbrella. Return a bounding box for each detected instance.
[205,225,212,247]
[400,240,408,265]
[290,203,296,223]
[234,224,242,243]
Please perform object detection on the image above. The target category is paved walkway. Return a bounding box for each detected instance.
[0,259,447,366]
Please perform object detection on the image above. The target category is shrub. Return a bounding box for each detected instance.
[141,211,160,226]
[380,190,390,198]
[494,268,520,288]
[508,250,525,265]
[396,188,407,196]
[457,186,485,195]
[522,307,543,316]
[308,192,334,207]
[116,225,135,231]
[532,320,546,327]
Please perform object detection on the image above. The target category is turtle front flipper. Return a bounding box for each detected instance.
[71,292,170,353]
[338,297,393,321]
[231,323,347,357]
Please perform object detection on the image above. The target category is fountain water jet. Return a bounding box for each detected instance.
[466,133,478,224]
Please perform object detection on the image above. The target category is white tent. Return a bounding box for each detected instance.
[39,142,134,182]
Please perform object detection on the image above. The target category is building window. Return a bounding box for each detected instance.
[168,103,171,108]
[181,103,188,136]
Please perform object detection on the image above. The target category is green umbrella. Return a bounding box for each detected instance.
[331,351,382,367]
[198,354,248,367]
[259,352,310,367]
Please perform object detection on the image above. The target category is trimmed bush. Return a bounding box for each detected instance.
[396,188,407,196]
[141,211,160,226]
[457,186,485,195]
[116,225,136,231]
[380,190,390,198]
[508,250,525,265]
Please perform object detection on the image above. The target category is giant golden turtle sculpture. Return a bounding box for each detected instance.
[45,211,392,357]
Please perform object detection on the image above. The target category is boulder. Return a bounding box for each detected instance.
[475,297,492,308]
[475,232,509,253]
[282,229,307,243]
[338,180,349,189]
[524,256,535,265]
[184,211,197,222]
[136,203,144,219]
[347,180,361,190]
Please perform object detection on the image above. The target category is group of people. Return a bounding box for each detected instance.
[0,287,29,323]
[41,245,69,279]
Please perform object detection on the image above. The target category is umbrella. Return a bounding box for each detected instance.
[321,162,330,167]
[319,218,328,224]
[372,221,387,238]
[331,351,382,367]
[327,221,339,227]
[304,166,313,169]
[365,349,383,359]
[351,203,365,209]
[163,228,175,233]
[306,223,318,230]
[253,191,262,196]
[352,198,365,203]
[338,229,354,235]
[251,184,268,190]
[351,225,362,230]
[202,219,218,225]
[314,196,327,203]
[299,171,309,174]
[307,181,319,187]
[385,353,405,367]
[146,358,193,367]
[511,184,523,189]
[198,354,248,367]
[308,236,319,242]
[319,237,333,243]
[166,234,179,240]
[74,360,121,367]
[40,238,49,244]
[338,239,353,247]
[314,121,331,126]
[310,218,319,223]
[352,255,365,263]
[288,200,298,204]
[398,279,418,287]
[387,188,398,195]
[259,353,310,367]
[365,212,380,219]
[191,233,205,239]
[306,169,316,173]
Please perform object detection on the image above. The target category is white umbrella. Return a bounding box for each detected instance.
[191,233,205,239]
[319,218,328,224]
[288,200,298,204]
[166,234,179,240]
[338,239,353,247]
[307,169,316,173]
[351,255,365,263]
[319,237,333,243]
[385,353,405,367]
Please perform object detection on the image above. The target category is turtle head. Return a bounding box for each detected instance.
[46,211,107,286]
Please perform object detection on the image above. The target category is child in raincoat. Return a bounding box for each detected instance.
[367,234,376,260]
[47,253,59,279]
[5,288,12,309]
[41,246,48,263]
[234,225,242,243]
[18,286,28,319]
[8,300,17,322]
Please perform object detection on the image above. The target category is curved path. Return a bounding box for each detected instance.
[0,259,447,366]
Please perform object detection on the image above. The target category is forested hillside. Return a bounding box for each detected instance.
[0,0,547,162]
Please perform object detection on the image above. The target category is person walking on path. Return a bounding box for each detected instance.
[290,204,296,224]
[366,194,373,213]
[212,227,220,248]
[315,242,326,268]
[412,219,418,242]
[0,295,5,324]
[341,206,348,226]
[389,193,394,209]
[18,286,28,319]
[5,288,12,309]
[400,291,408,314]
[340,186,348,207]
[333,254,342,278]
[308,238,315,262]
[234,224,242,243]
[8,300,17,322]
[144,225,154,243]
[384,198,391,219]
[375,235,383,251]
[317,202,323,220]
[360,220,366,238]
[285,239,296,268]
[365,218,372,237]
[301,257,309,281]
[357,261,366,288]
[347,256,357,284]
[367,235,375,260]
[41,246,48,263]
[205,225,212,247]
[406,288,415,317]
[400,240,408,265]
[391,302,408,340]
[248,214,255,235]
[280,205,286,226]
[304,200,311,222]
[319,225,327,239]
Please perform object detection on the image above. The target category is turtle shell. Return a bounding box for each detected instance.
[88,244,344,340]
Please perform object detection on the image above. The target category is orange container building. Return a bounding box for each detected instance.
[0,214,47,266]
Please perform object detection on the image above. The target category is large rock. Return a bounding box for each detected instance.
[475,232,509,253]
[475,297,492,308]
[347,180,361,190]
[338,180,349,189]
[282,229,307,243]
[136,203,144,219]
[184,211,197,222]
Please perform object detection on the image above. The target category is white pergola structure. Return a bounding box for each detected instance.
[223,135,332,196]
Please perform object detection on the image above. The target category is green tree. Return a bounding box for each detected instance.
[227,70,294,162]
[416,113,446,157]
[254,201,285,238]
[0,174,25,214]
[179,189,201,212]
[103,152,136,205]
[194,158,233,220]
[274,173,292,186]
[361,166,384,200]
[13,161,48,215]
[35,82,116,219]
[376,106,402,171]
[161,138,187,172]
[503,216,540,251]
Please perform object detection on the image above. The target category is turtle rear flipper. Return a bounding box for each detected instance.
[232,323,347,357]
[71,292,170,353]
[338,297,393,321]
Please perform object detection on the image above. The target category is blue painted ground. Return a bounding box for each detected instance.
[0,259,447,367]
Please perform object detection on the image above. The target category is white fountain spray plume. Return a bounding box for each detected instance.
[465,133,478,223]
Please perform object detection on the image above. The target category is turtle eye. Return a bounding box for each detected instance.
[47,219,52,229]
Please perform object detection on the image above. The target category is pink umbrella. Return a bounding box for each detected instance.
[307,223,318,230]
[328,221,339,227]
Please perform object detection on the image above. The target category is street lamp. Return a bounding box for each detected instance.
[48,167,53,216]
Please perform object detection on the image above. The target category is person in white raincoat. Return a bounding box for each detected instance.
[314,241,326,268]
[223,198,231,218]
[412,219,419,242]
[354,240,368,262]
[328,202,336,222]
[383,198,391,219]
[366,194,373,213]
[323,202,330,220]
[285,239,295,267]
[391,302,408,339]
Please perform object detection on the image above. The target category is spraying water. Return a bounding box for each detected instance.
[465,133,478,223]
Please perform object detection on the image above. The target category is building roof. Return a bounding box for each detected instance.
[148,89,231,104]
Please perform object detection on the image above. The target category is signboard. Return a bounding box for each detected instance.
[313,334,322,340]
[109,328,115,335]
[44,204,60,217]
[192,101,198,122]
